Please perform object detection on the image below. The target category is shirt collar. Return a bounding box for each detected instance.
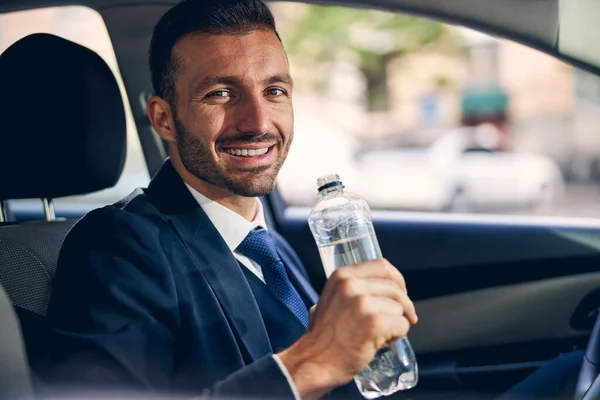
[184,183,267,252]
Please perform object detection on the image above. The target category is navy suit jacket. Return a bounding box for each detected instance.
[46,160,323,398]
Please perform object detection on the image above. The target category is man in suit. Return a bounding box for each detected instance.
[47,0,588,398]
[46,0,417,399]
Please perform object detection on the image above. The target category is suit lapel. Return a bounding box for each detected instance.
[146,160,272,362]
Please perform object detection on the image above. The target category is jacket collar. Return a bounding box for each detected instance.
[146,159,273,361]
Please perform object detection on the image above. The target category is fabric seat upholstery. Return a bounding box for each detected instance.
[0,283,33,400]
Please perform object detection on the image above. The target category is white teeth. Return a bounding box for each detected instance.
[225,147,269,157]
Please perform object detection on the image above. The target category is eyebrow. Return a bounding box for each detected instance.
[266,74,294,88]
[194,73,294,94]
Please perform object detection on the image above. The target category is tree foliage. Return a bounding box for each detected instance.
[278,5,459,110]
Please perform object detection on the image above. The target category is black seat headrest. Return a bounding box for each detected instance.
[0,33,127,201]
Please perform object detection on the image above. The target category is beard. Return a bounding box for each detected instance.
[173,113,291,197]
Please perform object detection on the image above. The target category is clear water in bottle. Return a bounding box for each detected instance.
[308,174,418,399]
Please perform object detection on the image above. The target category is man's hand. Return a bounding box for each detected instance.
[278,259,417,400]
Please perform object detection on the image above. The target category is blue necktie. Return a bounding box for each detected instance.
[236,228,309,328]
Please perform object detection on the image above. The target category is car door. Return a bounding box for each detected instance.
[272,198,600,397]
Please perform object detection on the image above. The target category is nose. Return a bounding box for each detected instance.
[234,94,273,136]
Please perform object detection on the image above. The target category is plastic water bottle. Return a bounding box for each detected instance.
[308,173,418,399]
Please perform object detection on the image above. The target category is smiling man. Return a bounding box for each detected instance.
[46,1,417,399]
[151,25,294,218]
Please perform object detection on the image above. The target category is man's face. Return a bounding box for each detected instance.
[170,30,294,197]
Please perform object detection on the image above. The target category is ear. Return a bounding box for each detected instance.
[147,96,177,143]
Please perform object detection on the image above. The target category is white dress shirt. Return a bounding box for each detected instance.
[184,184,301,399]
[185,183,267,281]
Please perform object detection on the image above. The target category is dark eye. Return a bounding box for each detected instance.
[206,90,230,98]
[267,88,286,97]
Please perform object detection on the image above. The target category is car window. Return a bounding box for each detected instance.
[0,6,150,207]
[271,2,600,218]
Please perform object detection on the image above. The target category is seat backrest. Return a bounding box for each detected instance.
[0,220,76,370]
[0,221,75,316]
[0,283,33,400]
[0,33,128,373]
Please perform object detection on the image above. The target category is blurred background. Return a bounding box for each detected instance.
[3,3,600,218]
[270,2,600,217]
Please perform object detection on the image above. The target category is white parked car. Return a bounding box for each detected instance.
[277,115,361,207]
[356,126,565,212]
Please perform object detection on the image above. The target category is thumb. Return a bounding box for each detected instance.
[309,305,316,326]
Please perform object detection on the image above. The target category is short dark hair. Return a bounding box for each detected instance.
[149,0,280,107]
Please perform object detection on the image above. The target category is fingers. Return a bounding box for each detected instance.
[348,289,417,325]
[302,259,416,385]
[399,290,418,324]
[336,277,398,299]
[364,313,411,349]
[323,261,418,324]
[337,277,418,323]
[352,295,405,317]
[331,259,407,294]
[318,259,418,324]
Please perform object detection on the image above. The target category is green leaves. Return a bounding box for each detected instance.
[280,5,452,65]
[274,3,459,110]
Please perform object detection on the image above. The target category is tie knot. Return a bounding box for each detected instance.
[236,228,279,266]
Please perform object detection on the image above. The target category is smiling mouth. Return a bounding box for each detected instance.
[222,146,272,157]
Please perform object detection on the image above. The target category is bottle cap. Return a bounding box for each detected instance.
[317,173,344,192]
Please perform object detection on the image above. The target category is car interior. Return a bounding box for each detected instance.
[1,0,600,399]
